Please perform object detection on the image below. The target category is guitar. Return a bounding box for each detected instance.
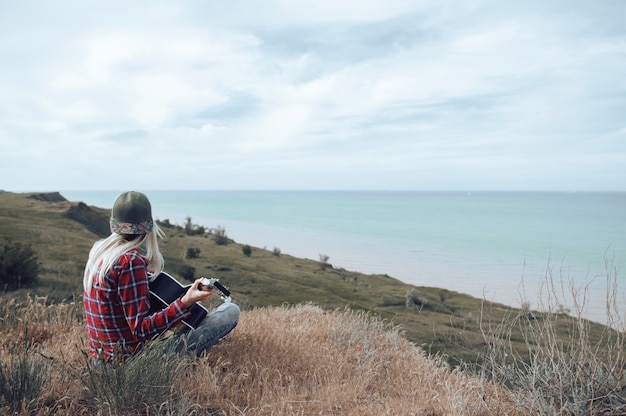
[148,271,231,331]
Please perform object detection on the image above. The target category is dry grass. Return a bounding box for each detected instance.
[1,298,517,415]
[472,263,626,415]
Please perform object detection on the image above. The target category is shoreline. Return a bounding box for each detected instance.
[189,216,620,326]
[59,190,625,327]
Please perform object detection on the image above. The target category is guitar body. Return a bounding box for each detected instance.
[148,272,208,331]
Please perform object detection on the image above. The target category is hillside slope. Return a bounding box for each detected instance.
[2,191,624,415]
[0,191,610,365]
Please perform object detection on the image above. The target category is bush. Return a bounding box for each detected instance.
[184,216,206,236]
[158,218,174,228]
[213,225,229,246]
[319,254,331,271]
[0,240,39,290]
[242,245,252,257]
[186,247,201,259]
[406,288,426,309]
[273,247,281,257]
[179,265,196,282]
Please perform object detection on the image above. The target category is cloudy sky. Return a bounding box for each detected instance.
[1,0,625,191]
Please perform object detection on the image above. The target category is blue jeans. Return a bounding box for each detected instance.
[171,302,240,357]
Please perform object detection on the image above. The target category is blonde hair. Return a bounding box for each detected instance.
[83,222,165,290]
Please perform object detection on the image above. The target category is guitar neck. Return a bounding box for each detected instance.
[213,280,231,297]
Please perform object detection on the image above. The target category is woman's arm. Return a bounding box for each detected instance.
[117,252,189,340]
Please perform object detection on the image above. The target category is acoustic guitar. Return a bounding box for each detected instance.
[148,271,231,331]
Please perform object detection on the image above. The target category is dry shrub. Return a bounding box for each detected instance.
[475,262,626,415]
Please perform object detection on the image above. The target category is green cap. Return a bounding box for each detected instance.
[110,191,154,235]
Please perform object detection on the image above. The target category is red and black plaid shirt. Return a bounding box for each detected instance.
[84,249,188,361]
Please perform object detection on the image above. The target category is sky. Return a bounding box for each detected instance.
[1,0,625,191]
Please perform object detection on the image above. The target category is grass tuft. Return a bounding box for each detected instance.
[79,341,190,415]
[0,347,50,413]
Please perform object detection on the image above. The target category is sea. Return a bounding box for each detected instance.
[62,190,626,326]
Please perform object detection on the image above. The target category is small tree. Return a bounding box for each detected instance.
[184,216,194,235]
[242,245,252,257]
[0,240,39,290]
[272,247,281,257]
[319,254,331,271]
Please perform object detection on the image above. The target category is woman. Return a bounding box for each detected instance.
[83,191,239,362]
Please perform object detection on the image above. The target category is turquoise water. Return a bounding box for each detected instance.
[63,190,626,324]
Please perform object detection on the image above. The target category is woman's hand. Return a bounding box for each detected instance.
[181,278,214,307]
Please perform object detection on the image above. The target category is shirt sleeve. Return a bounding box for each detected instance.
[117,251,189,341]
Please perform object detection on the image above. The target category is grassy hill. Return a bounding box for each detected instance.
[0,191,509,362]
[0,190,617,364]
[1,190,624,414]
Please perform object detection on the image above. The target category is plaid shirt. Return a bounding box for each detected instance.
[84,249,189,361]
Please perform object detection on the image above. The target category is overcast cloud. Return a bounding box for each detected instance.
[1,0,625,191]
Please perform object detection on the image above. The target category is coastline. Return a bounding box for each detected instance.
[4,189,624,416]
[60,190,625,326]
[163,214,621,326]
